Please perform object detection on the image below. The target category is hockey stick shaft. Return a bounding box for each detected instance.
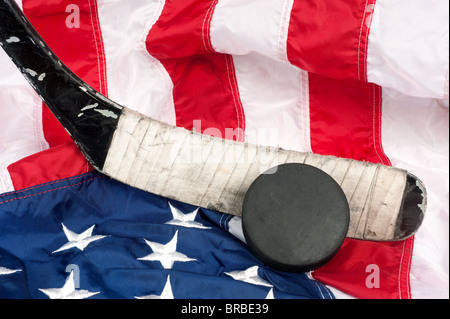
[105,108,425,241]
[0,0,425,241]
[0,0,122,167]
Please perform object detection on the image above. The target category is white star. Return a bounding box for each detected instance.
[265,288,275,299]
[137,230,196,269]
[52,223,107,254]
[39,271,99,299]
[0,267,21,275]
[165,202,211,229]
[224,266,273,287]
[135,275,174,299]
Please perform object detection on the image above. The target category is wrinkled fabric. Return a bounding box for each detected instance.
[0,170,332,299]
[0,0,448,299]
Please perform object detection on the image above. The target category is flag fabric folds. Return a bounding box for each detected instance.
[0,168,333,299]
[0,0,448,299]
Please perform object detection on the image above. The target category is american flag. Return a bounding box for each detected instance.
[0,0,448,299]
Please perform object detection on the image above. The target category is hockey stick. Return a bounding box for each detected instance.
[0,0,425,242]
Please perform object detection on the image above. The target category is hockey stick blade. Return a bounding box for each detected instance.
[0,0,425,241]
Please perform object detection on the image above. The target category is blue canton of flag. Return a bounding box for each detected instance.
[0,171,333,299]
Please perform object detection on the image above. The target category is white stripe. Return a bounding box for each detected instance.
[209,0,310,152]
[210,0,292,61]
[0,168,14,194]
[97,0,176,126]
[0,48,49,176]
[232,53,311,153]
[381,88,449,298]
[14,0,23,10]
[277,0,294,62]
[367,0,449,99]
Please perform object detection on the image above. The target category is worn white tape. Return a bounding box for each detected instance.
[104,107,408,240]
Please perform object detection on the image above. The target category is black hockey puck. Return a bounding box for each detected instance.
[242,163,349,272]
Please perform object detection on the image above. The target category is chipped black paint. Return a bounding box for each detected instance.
[395,173,426,240]
[0,0,122,169]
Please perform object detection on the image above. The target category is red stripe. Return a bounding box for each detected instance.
[287,0,372,81]
[358,0,376,82]
[308,75,387,164]
[8,142,92,190]
[9,0,108,188]
[308,74,412,298]
[398,237,415,299]
[145,0,213,60]
[313,238,414,299]
[203,0,218,53]
[146,0,244,140]
[23,0,108,147]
